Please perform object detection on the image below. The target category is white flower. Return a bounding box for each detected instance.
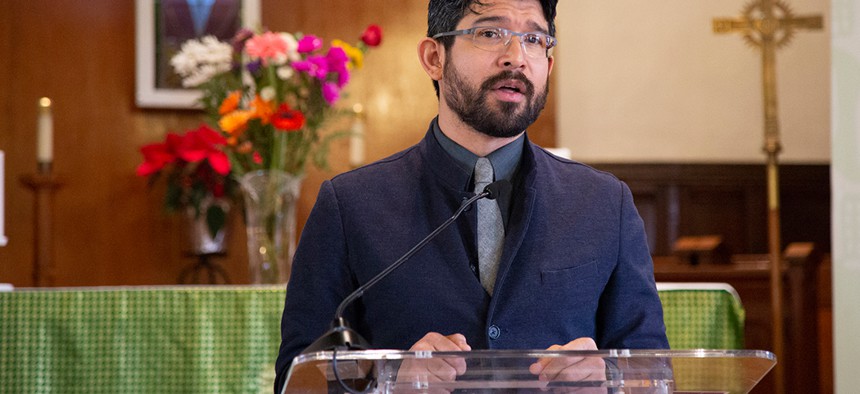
[279,33,300,62]
[260,86,276,101]
[276,66,294,80]
[170,35,233,87]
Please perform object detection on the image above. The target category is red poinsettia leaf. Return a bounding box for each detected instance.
[165,133,184,154]
[137,143,175,176]
[135,161,162,177]
[177,131,209,163]
[195,125,228,145]
[208,151,231,176]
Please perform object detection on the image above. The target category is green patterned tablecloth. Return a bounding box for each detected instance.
[658,282,745,349]
[0,284,743,393]
[0,285,285,394]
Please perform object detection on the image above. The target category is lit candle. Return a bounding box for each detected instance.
[37,97,53,164]
[350,104,365,167]
[0,151,6,247]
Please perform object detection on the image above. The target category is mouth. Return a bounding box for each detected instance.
[488,78,531,103]
[493,79,527,95]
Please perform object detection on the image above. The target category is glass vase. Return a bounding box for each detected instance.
[239,170,303,284]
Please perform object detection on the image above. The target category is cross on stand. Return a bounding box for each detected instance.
[713,2,822,393]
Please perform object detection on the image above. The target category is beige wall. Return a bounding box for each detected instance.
[555,0,831,163]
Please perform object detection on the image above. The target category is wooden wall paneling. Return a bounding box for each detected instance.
[593,163,830,256]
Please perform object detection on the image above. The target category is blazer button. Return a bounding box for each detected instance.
[488,325,501,340]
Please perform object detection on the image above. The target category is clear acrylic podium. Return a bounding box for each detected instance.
[281,349,775,394]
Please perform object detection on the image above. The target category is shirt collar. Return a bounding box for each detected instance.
[431,117,524,184]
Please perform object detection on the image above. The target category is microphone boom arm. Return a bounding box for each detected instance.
[333,190,490,319]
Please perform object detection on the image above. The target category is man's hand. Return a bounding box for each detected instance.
[396,332,471,392]
[528,337,606,390]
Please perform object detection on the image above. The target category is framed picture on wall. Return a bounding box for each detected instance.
[135,0,260,108]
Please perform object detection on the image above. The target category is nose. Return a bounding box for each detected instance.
[499,35,527,70]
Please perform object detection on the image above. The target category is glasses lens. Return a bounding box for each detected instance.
[471,27,506,50]
[520,33,548,57]
[470,27,551,58]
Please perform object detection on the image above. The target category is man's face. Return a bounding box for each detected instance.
[440,0,553,138]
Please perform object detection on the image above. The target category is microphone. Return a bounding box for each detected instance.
[300,179,511,354]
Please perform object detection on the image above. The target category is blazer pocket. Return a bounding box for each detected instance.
[540,260,598,286]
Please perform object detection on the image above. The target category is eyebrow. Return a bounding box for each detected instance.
[469,15,549,35]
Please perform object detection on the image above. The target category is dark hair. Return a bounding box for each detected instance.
[427,0,558,96]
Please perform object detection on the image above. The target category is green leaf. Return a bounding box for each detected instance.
[205,205,227,238]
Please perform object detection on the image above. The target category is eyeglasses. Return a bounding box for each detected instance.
[432,26,557,58]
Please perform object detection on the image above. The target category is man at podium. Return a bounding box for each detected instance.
[275,0,668,390]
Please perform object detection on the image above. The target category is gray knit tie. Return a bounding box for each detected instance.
[474,158,504,295]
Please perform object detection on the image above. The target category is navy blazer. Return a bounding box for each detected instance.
[274,125,669,389]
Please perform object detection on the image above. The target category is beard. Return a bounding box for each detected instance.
[442,62,549,139]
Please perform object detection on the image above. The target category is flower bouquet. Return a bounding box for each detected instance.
[162,24,382,283]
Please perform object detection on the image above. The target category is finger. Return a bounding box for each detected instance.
[411,332,468,352]
[563,337,597,351]
[530,344,564,376]
[408,333,469,376]
[542,358,605,383]
[533,339,599,381]
[444,333,471,351]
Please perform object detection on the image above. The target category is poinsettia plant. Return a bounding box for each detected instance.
[136,124,233,237]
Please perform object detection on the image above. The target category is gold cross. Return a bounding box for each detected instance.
[713,0,822,156]
[713,3,822,394]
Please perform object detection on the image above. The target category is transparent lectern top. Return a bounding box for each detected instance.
[282,349,775,394]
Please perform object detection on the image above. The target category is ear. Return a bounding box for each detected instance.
[547,55,554,76]
[417,37,445,81]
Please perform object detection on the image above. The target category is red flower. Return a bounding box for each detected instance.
[136,142,175,177]
[361,24,383,47]
[177,125,231,175]
[137,125,230,178]
[271,104,306,131]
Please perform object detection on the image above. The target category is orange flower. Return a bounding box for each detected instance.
[219,90,242,115]
[250,95,276,125]
[219,110,254,135]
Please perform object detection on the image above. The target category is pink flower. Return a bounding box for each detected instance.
[297,35,322,53]
[322,82,340,105]
[292,55,329,80]
[245,32,289,65]
[326,47,350,87]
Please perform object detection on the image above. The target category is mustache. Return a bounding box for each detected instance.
[480,71,535,98]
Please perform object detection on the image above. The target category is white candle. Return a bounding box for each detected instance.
[37,97,53,164]
[349,104,365,167]
[0,151,6,247]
